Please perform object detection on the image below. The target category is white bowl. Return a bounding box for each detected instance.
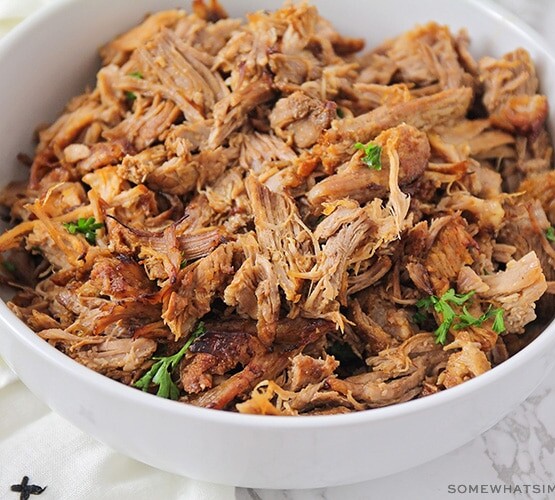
[0,0,554,490]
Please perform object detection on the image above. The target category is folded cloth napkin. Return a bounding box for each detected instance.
[0,358,235,500]
[0,2,233,498]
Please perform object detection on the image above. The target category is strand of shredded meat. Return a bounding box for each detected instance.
[0,1,553,415]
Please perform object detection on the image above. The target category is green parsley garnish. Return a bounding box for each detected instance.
[492,308,506,334]
[63,217,104,245]
[414,288,491,345]
[134,322,206,400]
[180,258,188,270]
[354,142,382,170]
[455,304,505,334]
[125,91,137,101]
[416,293,456,344]
[128,71,143,79]
[455,305,490,330]
[416,289,506,343]
[336,108,344,118]
[2,260,16,273]
[546,226,555,242]
[442,289,475,306]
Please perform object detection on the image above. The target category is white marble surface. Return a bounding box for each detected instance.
[238,1,555,498]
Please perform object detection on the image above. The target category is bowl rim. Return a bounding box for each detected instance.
[0,0,554,430]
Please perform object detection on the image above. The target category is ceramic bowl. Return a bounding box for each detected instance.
[0,0,554,489]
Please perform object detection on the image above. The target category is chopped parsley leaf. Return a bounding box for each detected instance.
[63,217,104,245]
[129,71,144,79]
[455,305,491,330]
[492,308,506,334]
[455,304,504,332]
[546,226,555,242]
[354,142,382,170]
[134,322,206,399]
[440,288,475,306]
[415,288,505,345]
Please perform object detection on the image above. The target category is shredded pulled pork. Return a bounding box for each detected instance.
[0,1,553,415]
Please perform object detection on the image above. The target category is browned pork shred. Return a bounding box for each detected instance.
[0,1,553,415]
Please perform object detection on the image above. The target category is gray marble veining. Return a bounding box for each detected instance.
[482,387,555,499]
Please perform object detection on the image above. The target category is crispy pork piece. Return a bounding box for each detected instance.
[162,241,237,339]
[180,325,264,393]
[189,318,334,410]
[424,216,475,295]
[285,353,339,392]
[476,252,546,334]
[479,48,548,136]
[302,202,379,327]
[326,334,447,408]
[312,87,472,173]
[306,124,429,209]
[387,22,470,90]
[519,171,555,223]
[498,201,555,281]
[246,176,318,303]
[269,91,336,148]
[438,332,491,388]
[101,10,185,65]
[136,29,229,122]
[223,234,280,346]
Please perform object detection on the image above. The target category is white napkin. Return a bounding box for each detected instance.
[0,2,233,498]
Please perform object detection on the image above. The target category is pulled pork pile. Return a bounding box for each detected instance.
[0,1,554,415]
